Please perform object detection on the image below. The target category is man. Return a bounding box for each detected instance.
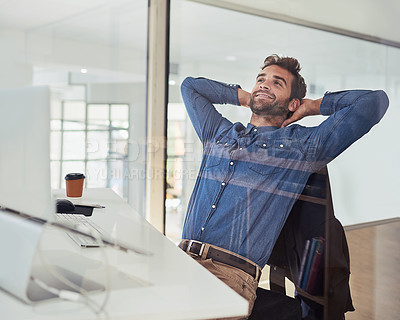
[178,54,389,318]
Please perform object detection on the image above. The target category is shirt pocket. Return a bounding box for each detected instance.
[205,136,237,169]
[246,139,292,176]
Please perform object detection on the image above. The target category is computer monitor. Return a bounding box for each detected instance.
[0,89,140,303]
[0,86,53,220]
[0,86,54,303]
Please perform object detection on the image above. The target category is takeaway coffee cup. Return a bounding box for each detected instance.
[65,173,85,197]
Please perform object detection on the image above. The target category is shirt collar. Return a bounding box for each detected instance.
[245,123,280,134]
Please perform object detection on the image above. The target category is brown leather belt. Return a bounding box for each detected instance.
[179,239,261,281]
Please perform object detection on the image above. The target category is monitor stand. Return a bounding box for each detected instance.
[27,265,104,302]
[0,210,104,304]
[0,209,43,304]
[0,209,151,304]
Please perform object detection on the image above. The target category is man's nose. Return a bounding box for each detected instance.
[259,81,269,89]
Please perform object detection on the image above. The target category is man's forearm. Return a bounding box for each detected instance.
[180,77,237,142]
[321,90,388,120]
[181,77,240,106]
[304,89,389,169]
[238,88,251,108]
[282,97,322,127]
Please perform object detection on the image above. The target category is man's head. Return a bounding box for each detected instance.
[250,54,307,122]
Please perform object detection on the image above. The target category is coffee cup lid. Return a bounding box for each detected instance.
[65,173,85,180]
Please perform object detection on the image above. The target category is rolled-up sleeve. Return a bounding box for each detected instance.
[305,89,389,170]
[180,77,240,143]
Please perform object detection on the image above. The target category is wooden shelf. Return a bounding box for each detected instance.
[295,287,326,306]
[298,194,327,206]
[266,167,338,319]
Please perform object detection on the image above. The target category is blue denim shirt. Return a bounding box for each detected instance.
[180,77,389,268]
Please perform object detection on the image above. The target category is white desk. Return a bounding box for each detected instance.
[0,188,248,319]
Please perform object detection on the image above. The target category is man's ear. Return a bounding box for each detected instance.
[288,98,300,112]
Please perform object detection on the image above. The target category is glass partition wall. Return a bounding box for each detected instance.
[167,0,400,241]
[167,1,400,319]
[1,0,148,216]
[1,0,399,317]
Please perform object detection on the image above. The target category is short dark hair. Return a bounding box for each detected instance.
[262,54,307,101]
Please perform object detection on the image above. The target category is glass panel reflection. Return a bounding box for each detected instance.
[4,0,149,206]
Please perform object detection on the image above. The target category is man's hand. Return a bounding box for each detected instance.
[281,98,323,127]
[238,88,251,108]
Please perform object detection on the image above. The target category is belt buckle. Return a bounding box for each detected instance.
[187,240,205,257]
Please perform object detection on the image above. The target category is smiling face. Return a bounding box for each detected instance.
[250,65,294,118]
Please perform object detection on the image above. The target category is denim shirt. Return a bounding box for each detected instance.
[180,76,389,268]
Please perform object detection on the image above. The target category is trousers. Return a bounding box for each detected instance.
[191,255,259,320]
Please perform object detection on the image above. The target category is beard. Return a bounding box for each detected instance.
[250,94,290,118]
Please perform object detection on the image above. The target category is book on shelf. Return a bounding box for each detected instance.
[300,238,318,289]
[298,236,325,295]
[305,237,325,295]
[297,239,310,287]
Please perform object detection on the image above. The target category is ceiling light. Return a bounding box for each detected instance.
[80,68,88,74]
[225,56,237,61]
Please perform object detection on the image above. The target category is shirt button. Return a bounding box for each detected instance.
[254,128,258,132]
[280,144,284,148]
[239,147,243,150]
[263,143,267,147]
[221,182,226,186]
[201,227,205,231]
[212,204,216,209]
[230,161,234,166]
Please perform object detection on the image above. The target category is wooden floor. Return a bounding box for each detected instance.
[344,219,400,320]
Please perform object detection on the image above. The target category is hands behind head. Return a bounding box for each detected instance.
[281,98,323,127]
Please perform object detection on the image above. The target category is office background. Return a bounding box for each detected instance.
[1,0,399,318]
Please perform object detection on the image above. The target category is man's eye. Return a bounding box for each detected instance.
[274,81,282,86]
